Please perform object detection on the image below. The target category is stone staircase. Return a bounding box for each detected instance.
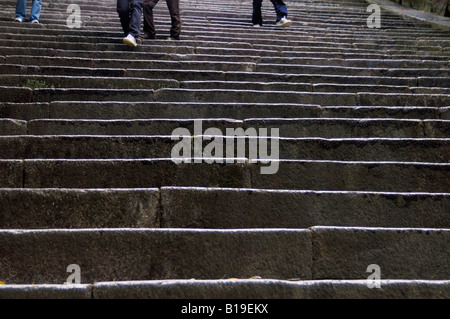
[0,0,449,299]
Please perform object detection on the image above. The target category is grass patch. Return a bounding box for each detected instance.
[22,79,55,89]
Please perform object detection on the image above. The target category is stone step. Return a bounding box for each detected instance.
[0,75,179,90]
[4,55,449,76]
[1,136,448,162]
[2,102,448,121]
[181,81,448,94]
[0,159,250,189]
[1,279,449,299]
[11,75,445,94]
[178,45,450,59]
[0,188,448,229]
[0,228,311,283]
[0,227,448,283]
[17,118,450,138]
[8,65,448,90]
[0,119,26,135]
[311,226,450,280]
[1,159,449,192]
[13,87,440,107]
[160,187,450,228]
[0,188,161,229]
[152,89,449,106]
[248,159,450,192]
[244,118,450,138]
[256,64,449,78]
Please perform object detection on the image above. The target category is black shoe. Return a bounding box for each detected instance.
[139,33,155,40]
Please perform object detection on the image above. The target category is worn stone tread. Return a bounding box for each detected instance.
[1,279,449,299]
[0,187,448,229]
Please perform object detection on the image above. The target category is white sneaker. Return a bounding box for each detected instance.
[276,16,292,27]
[253,24,261,28]
[14,17,23,22]
[30,20,39,24]
[123,34,137,47]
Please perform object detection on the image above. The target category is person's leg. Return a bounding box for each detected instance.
[166,0,181,39]
[117,0,130,35]
[143,0,159,38]
[252,0,263,26]
[15,0,26,20]
[128,0,142,37]
[269,0,288,22]
[29,0,42,22]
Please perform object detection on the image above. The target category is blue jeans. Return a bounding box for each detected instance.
[117,0,143,37]
[16,0,42,21]
[253,0,288,25]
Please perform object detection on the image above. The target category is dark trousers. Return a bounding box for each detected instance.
[117,0,143,37]
[252,0,288,25]
[143,0,181,38]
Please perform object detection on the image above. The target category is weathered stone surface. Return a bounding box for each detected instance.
[358,93,450,107]
[0,285,92,299]
[0,119,27,135]
[0,160,23,188]
[1,136,178,159]
[0,229,311,284]
[160,187,450,228]
[24,118,450,138]
[312,226,450,280]
[27,118,243,135]
[367,0,450,30]
[1,136,449,162]
[309,280,450,299]
[22,159,250,188]
[2,280,449,299]
[47,102,323,120]
[391,0,449,16]
[93,279,305,299]
[278,138,450,162]
[32,89,155,103]
[0,74,178,90]
[244,118,439,138]
[249,160,450,192]
[0,103,49,121]
[92,279,450,299]
[154,89,357,106]
[0,137,27,159]
[0,189,160,228]
[0,87,32,103]
[1,279,448,299]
